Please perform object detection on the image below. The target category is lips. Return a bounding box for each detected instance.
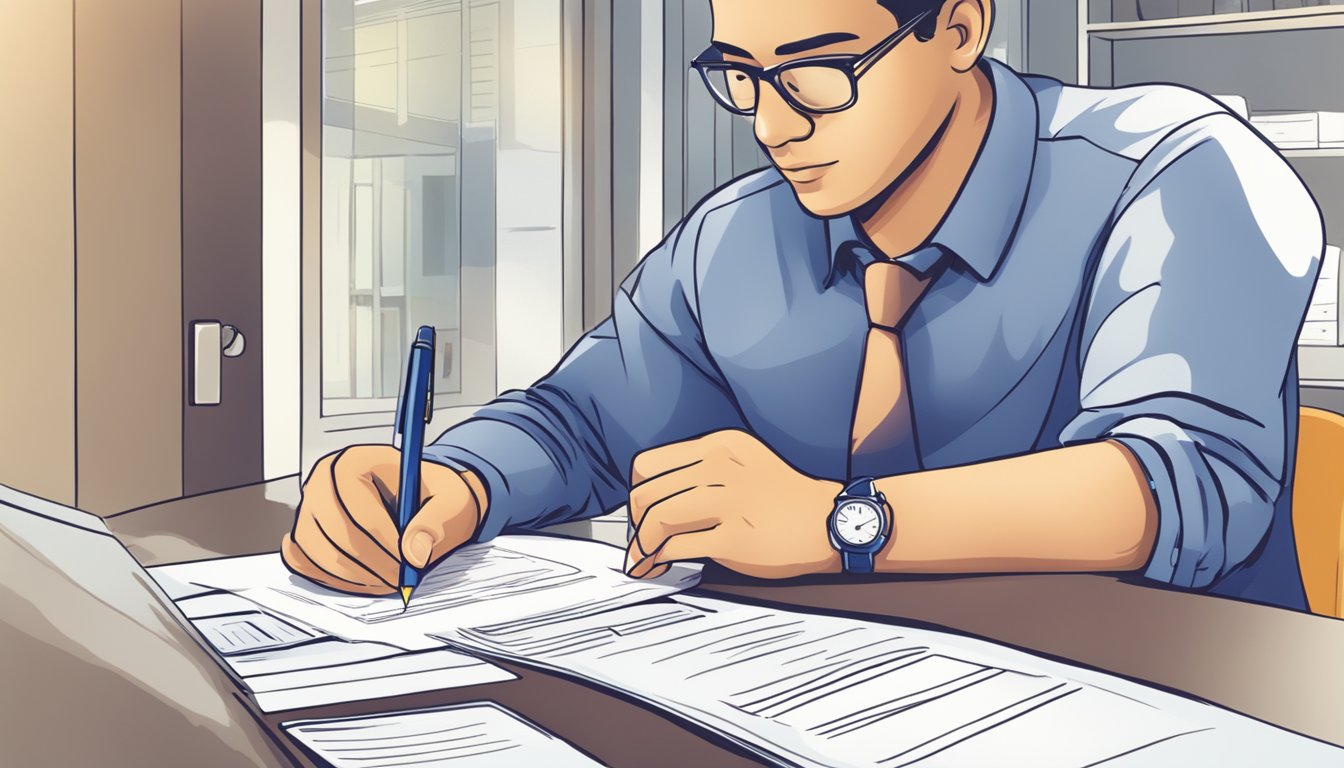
[777,160,837,183]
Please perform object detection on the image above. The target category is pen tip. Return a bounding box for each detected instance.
[400,587,413,607]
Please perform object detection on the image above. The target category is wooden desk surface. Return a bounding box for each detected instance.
[105,478,1344,766]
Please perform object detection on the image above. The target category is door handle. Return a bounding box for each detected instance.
[191,320,246,406]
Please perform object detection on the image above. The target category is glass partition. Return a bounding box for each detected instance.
[321,0,563,417]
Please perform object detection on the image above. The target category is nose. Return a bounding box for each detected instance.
[753,80,814,149]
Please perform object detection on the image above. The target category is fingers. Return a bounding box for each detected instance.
[628,460,709,529]
[286,446,486,596]
[329,447,403,561]
[629,529,719,579]
[401,473,482,569]
[626,485,720,575]
[629,441,703,491]
[630,473,723,557]
[292,449,400,584]
[292,507,398,590]
[633,504,720,560]
[281,533,390,595]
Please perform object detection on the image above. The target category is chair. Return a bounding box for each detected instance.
[1292,406,1344,618]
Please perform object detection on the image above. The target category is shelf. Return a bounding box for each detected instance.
[1282,148,1344,159]
[1088,6,1344,40]
[1299,345,1344,385]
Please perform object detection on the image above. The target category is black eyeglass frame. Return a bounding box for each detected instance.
[689,8,935,116]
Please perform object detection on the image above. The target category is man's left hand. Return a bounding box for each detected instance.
[624,429,844,579]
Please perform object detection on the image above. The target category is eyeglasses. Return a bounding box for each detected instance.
[690,8,934,116]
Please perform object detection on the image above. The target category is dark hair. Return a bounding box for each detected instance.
[876,0,946,41]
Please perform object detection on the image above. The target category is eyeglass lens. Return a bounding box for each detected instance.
[704,65,855,114]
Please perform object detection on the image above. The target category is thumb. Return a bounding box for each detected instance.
[400,493,478,569]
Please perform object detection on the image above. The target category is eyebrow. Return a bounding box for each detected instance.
[710,31,862,62]
[775,32,861,56]
[710,40,755,59]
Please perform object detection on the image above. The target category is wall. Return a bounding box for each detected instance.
[0,0,189,514]
[0,0,77,505]
[74,0,183,514]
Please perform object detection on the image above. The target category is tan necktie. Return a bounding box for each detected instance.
[848,259,936,479]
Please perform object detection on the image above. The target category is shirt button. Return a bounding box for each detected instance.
[1170,548,1179,567]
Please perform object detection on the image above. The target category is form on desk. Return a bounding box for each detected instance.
[283,701,604,768]
[153,535,702,647]
[148,535,699,712]
[438,593,1344,768]
[155,535,1344,766]
[163,585,515,712]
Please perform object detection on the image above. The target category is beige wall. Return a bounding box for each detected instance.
[0,0,184,514]
[74,0,183,514]
[0,1,76,506]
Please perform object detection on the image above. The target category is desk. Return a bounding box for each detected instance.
[104,478,1344,766]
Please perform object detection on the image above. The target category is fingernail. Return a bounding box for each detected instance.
[631,558,652,580]
[406,531,435,568]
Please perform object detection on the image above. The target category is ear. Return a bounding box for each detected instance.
[943,0,991,74]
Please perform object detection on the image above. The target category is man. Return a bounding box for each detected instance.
[283,0,1324,611]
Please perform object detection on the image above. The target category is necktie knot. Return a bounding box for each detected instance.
[864,260,933,331]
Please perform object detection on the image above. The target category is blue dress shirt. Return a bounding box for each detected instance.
[424,58,1325,611]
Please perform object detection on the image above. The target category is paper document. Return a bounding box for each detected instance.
[149,535,695,712]
[438,594,1343,768]
[153,535,700,650]
[243,648,512,713]
[193,611,318,655]
[150,577,516,712]
[283,701,604,768]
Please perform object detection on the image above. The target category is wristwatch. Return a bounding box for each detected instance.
[827,477,893,574]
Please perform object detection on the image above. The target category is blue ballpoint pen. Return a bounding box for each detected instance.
[394,326,436,607]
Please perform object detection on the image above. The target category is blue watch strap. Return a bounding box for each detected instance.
[842,477,879,499]
[842,550,875,574]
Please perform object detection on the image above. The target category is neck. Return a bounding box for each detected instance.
[858,64,994,258]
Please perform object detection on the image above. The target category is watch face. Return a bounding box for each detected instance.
[834,500,883,546]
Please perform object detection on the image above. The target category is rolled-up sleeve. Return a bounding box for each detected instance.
[1059,114,1324,589]
[423,218,744,541]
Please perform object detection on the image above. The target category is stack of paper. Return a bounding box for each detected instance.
[1249,111,1344,150]
[437,594,1344,767]
[1250,111,1320,149]
[1301,244,1342,346]
[148,536,700,712]
[1322,111,1344,149]
[151,565,517,712]
[283,701,604,767]
[153,536,700,647]
[153,535,1344,766]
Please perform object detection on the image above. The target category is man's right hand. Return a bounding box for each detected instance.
[280,444,488,595]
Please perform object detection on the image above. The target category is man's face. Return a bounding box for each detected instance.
[708,0,964,218]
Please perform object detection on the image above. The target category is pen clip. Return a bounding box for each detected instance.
[393,350,413,447]
[425,333,435,424]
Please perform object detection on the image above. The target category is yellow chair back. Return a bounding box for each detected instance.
[1293,406,1344,618]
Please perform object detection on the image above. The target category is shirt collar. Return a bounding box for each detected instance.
[824,57,1039,287]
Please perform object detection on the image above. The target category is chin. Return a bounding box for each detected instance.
[788,181,862,219]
